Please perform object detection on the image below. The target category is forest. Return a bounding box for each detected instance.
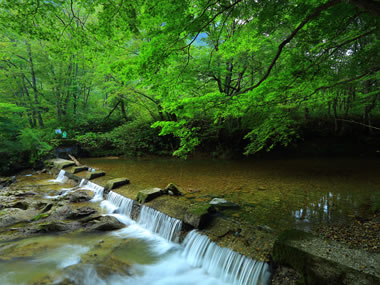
[0,0,379,174]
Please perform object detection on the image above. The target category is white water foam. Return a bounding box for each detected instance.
[81,181,104,202]
[45,188,73,199]
[182,230,270,285]
[137,206,182,243]
[101,191,134,216]
[49,170,68,183]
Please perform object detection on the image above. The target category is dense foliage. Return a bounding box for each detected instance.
[0,0,379,173]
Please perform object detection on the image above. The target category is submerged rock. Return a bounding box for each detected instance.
[136,188,163,204]
[209,198,240,210]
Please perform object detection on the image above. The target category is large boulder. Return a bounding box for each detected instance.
[68,190,94,203]
[67,206,98,219]
[0,208,39,227]
[136,188,163,204]
[273,229,380,285]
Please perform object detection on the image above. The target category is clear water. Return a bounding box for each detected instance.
[81,157,380,231]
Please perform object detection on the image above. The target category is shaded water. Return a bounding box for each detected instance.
[81,157,380,231]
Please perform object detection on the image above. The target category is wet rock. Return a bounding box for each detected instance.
[0,208,39,227]
[86,171,106,180]
[162,183,183,196]
[41,203,53,213]
[273,229,380,285]
[13,191,37,197]
[35,221,79,233]
[209,198,240,210]
[0,176,16,188]
[136,188,163,204]
[67,206,98,219]
[85,215,125,231]
[68,190,94,203]
[104,178,130,192]
[7,201,29,210]
[50,203,74,219]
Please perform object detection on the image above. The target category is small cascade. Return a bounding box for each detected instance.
[103,191,134,216]
[182,230,271,285]
[81,181,104,202]
[137,205,182,242]
[50,170,68,183]
[79,179,86,187]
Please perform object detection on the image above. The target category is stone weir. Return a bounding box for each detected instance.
[45,159,272,285]
[45,159,380,285]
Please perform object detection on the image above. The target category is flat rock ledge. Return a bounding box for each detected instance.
[272,229,380,285]
[105,178,130,192]
[86,171,106,180]
[136,188,163,204]
[46,158,75,170]
[70,166,89,174]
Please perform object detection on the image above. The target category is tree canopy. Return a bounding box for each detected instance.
[0,0,379,171]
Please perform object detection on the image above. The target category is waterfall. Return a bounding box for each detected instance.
[50,170,68,183]
[80,181,104,202]
[182,230,270,285]
[102,191,134,216]
[137,205,182,243]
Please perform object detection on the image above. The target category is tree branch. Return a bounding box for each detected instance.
[238,0,342,95]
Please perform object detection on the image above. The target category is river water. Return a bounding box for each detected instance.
[81,157,380,231]
[1,157,378,284]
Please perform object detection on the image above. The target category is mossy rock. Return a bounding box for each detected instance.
[184,203,214,229]
[136,188,163,204]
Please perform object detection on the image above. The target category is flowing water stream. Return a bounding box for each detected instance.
[0,171,270,285]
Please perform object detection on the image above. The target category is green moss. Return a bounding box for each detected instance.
[189,203,210,216]
[32,213,49,221]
